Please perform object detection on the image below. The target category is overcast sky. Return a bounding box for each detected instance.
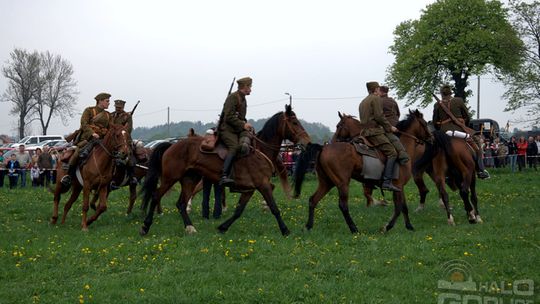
[0,0,530,138]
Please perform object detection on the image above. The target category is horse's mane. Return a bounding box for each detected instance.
[395,110,419,132]
[256,106,295,141]
[102,124,123,147]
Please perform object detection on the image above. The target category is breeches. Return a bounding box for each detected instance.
[367,134,397,158]
[221,130,249,155]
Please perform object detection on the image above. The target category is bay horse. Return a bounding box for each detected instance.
[414,130,482,224]
[140,105,311,236]
[293,110,432,233]
[50,124,131,230]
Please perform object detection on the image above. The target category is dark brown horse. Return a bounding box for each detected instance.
[50,124,131,230]
[140,106,311,236]
[414,131,482,225]
[294,110,432,233]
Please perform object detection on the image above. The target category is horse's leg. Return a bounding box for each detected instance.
[89,192,99,211]
[399,191,414,231]
[51,182,63,224]
[86,186,109,226]
[306,176,333,231]
[435,175,454,226]
[217,191,255,233]
[276,160,292,199]
[382,188,404,233]
[337,184,358,233]
[60,184,82,224]
[470,176,482,223]
[414,173,430,212]
[459,175,476,224]
[363,184,374,207]
[126,183,137,215]
[81,186,91,231]
[176,177,200,234]
[140,179,176,236]
[259,183,290,236]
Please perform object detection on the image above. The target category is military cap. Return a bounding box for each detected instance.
[379,85,389,93]
[237,77,253,88]
[440,85,453,96]
[114,99,126,106]
[95,92,111,101]
[366,81,380,93]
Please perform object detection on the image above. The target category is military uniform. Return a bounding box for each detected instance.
[433,85,490,179]
[359,82,401,192]
[111,100,133,134]
[380,88,408,164]
[218,77,252,186]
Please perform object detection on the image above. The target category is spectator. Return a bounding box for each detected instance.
[516,136,528,171]
[38,146,53,186]
[0,150,5,187]
[14,144,31,187]
[495,138,507,168]
[526,136,538,170]
[483,140,495,168]
[200,178,223,219]
[32,148,41,165]
[7,154,20,189]
[507,136,518,173]
[536,135,540,157]
[30,163,41,187]
[50,148,59,184]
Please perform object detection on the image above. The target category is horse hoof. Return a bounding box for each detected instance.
[380,226,388,234]
[222,206,228,212]
[261,204,270,212]
[282,228,291,236]
[405,223,415,231]
[447,215,456,226]
[81,227,89,232]
[50,218,57,225]
[475,216,483,223]
[139,226,148,236]
[415,205,425,213]
[185,225,197,234]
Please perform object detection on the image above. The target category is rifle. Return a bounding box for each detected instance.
[432,93,475,135]
[227,77,236,98]
[130,100,140,116]
[218,78,236,128]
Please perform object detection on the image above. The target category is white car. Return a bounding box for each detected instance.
[25,139,67,151]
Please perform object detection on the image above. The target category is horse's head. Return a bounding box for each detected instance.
[332,112,362,143]
[279,104,311,148]
[396,110,433,144]
[103,124,132,164]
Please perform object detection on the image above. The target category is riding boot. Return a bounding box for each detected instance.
[79,139,97,160]
[475,152,490,179]
[61,148,80,187]
[127,164,138,185]
[389,133,409,164]
[381,158,401,192]
[219,154,236,187]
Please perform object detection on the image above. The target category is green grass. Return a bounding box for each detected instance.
[0,168,539,303]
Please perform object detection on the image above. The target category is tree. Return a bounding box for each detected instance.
[387,0,523,108]
[1,49,41,139]
[35,51,78,134]
[503,0,540,126]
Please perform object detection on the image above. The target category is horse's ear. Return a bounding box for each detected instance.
[285,104,292,116]
[338,111,343,119]
[188,128,195,137]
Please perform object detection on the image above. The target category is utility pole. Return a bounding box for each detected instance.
[477,75,480,119]
[167,107,170,137]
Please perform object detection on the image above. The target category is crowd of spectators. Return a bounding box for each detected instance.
[0,144,59,189]
[483,135,539,172]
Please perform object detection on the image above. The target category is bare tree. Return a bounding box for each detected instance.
[35,51,78,134]
[1,49,41,139]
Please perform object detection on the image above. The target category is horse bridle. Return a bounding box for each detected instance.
[97,130,130,162]
[250,113,308,152]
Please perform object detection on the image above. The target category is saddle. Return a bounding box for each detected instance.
[199,133,252,160]
[349,138,398,180]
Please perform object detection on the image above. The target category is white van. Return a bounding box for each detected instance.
[11,135,66,148]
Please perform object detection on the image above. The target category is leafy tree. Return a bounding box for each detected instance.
[387,0,523,108]
[503,0,540,126]
[1,49,41,139]
[35,51,78,135]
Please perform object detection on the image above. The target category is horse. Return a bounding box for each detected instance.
[414,130,482,225]
[50,124,132,230]
[140,105,311,236]
[293,109,432,233]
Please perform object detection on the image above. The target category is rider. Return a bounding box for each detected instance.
[380,85,409,164]
[111,99,137,186]
[359,81,402,192]
[218,77,253,187]
[61,93,112,187]
[433,84,490,179]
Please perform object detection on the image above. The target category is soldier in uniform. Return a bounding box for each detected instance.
[433,85,490,179]
[61,93,112,186]
[111,99,136,186]
[380,85,409,164]
[218,77,253,187]
[359,81,401,192]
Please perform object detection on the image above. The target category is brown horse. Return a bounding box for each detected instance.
[140,106,311,236]
[293,110,432,233]
[414,131,482,225]
[50,124,131,230]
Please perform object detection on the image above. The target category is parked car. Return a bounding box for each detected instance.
[10,135,66,148]
[26,139,67,152]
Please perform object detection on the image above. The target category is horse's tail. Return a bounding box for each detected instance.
[141,142,172,213]
[293,143,322,197]
[414,131,449,175]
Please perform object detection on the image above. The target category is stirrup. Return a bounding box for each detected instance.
[382,180,401,192]
[477,170,490,180]
[219,176,235,187]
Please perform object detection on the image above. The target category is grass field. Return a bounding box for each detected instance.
[0,168,539,303]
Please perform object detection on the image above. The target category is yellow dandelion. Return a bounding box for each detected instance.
[84,284,90,290]
[139,288,145,293]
